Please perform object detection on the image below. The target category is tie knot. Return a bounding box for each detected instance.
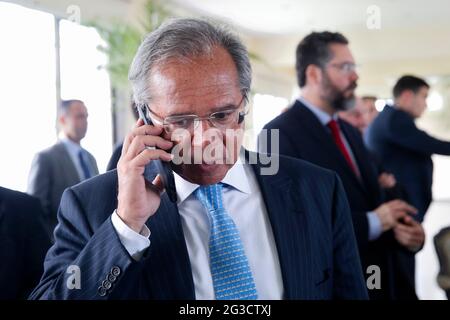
[194,183,224,212]
[327,119,339,131]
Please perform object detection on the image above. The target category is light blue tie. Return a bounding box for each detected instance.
[78,150,91,180]
[195,183,258,300]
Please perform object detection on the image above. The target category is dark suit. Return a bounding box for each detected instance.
[262,100,416,299]
[366,105,450,222]
[27,142,99,235]
[0,187,52,299]
[106,142,123,171]
[29,152,368,300]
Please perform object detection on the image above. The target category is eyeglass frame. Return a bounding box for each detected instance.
[143,95,249,133]
[326,62,359,74]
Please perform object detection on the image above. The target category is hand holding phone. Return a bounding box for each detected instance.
[116,116,174,233]
[137,105,177,203]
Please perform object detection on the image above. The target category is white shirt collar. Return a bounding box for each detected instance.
[60,135,82,155]
[298,96,339,126]
[174,156,252,205]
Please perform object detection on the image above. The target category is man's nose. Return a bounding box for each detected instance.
[192,120,217,148]
[350,70,359,82]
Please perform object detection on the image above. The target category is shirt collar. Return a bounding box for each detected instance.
[298,96,339,126]
[60,135,83,155]
[174,155,251,205]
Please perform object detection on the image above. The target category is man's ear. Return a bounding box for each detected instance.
[401,90,415,105]
[58,114,66,126]
[305,64,322,86]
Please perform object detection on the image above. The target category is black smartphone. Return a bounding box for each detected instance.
[137,105,177,203]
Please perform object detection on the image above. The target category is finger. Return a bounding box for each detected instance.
[133,123,164,137]
[392,209,407,220]
[122,124,163,156]
[394,223,411,233]
[145,174,165,196]
[125,135,173,160]
[135,118,144,128]
[402,215,414,225]
[394,231,407,244]
[152,174,165,193]
[394,229,411,244]
[392,201,418,215]
[131,148,173,168]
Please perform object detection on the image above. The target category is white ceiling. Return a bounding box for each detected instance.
[7,0,450,96]
[168,0,450,36]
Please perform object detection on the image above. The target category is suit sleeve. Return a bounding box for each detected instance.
[27,153,52,218]
[24,199,52,297]
[331,173,369,300]
[387,112,450,156]
[28,188,142,300]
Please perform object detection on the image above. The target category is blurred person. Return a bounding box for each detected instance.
[0,187,51,299]
[366,75,450,222]
[339,97,404,196]
[338,96,379,133]
[362,96,379,125]
[27,99,99,237]
[262,31,424,300]
[338,96,370,133]
[30,18,367,300]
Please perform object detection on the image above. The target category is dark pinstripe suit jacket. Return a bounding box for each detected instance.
[29,152,368,300]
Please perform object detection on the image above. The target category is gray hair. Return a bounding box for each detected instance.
[128,18,252,106]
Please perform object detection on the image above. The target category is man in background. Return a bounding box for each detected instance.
[339,96,402,197]
[262,32,424,299]
[362,96,379,127]
[339,96,377,133]
[28,99,98,237]
[366,75,450,222]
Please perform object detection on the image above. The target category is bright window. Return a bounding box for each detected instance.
[59,19,112,173]
[0,3,112,192]
[0,3,57,191]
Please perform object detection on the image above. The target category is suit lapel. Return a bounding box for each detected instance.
[55,142,82,183]
[247,151,310,299]
[293,100,339,159]
[142,169,195,299]
[294,102,367,193]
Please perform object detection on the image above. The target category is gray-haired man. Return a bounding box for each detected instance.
[30,19,367,300]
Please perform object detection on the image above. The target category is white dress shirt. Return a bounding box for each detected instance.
[111,157,284,300]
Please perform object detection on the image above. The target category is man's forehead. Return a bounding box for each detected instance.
[151,89,240,116]
[69,101,87,112]
[148,53,241,114]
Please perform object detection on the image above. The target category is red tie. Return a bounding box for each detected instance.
[327,119,359,177]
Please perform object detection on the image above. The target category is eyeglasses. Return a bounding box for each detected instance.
[327,62,358,74]
[146,96,248,133]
